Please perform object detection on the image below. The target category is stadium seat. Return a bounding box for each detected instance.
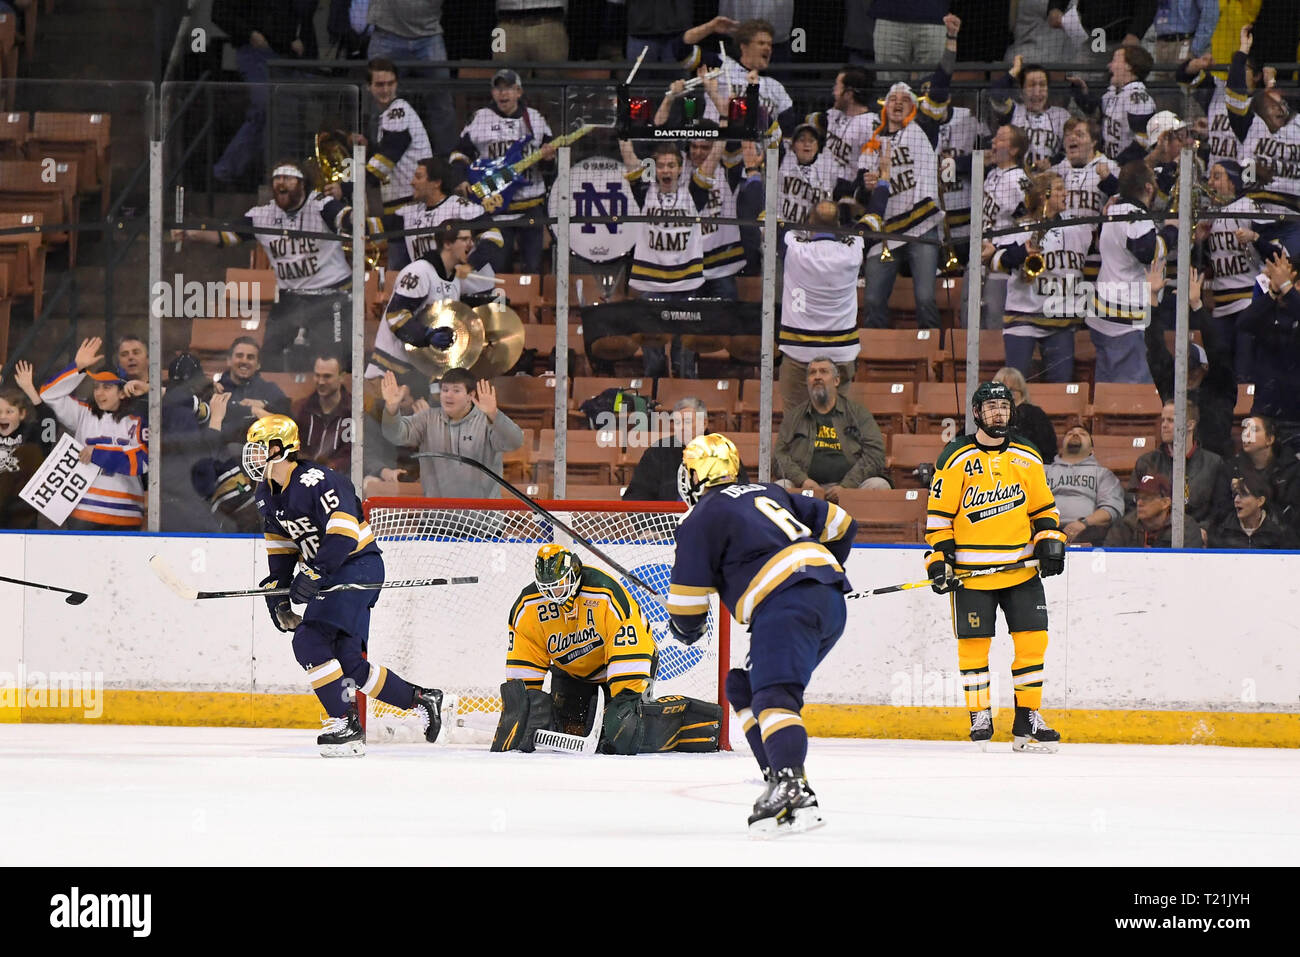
[1029,382,1090,430]
[738,380,783,432]
[497,273,541,322]
[1091,434,1155,484]
[261,372,317,404]
[933,330,1006,382]
[1072,331,1096,386]
[912,381,965,435]
[655,377,738,431]
[0,160,79,265]
[0,261,11,363]
[501,427,535,483]
[28,112,112,216]
[0,13,17,91]
[492,374,559,432]
[0,112,25,161]
[888,433,948,488]
[189,318,264,366]
[847,381,912,438]
[223,268,276,322]
[735,276,762,302]
[564,484,627,502]
[1090,382,1165,437]
[857,328,940,383]
[536,436,621,484]
[0,212,46,315]
[364,480,425,499]
[833,487,928,544]
[569,375,653,428]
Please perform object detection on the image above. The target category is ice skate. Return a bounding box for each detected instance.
[1012,707,1060,753]
[969,708,994,751]
[318,705,365,757]
[747,767,824,838]
[411,687,445,744]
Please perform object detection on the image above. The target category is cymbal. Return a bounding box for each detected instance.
[468,302,526,378]
[404,300,484,380]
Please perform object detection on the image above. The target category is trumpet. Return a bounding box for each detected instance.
[667,66,723,98]
[1022,229,1047,280]
[313,130,382,269]
[879,239,894,263]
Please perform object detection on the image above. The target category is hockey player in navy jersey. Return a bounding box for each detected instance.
[667,434,857,837]
[245,414,443,756]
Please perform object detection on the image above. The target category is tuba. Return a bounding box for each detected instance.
[313,130,382,268]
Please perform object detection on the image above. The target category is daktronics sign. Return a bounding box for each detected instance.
[548,155,638,263]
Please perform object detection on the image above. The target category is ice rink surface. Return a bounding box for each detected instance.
[2,725,1297,867]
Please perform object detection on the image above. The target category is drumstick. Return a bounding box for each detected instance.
[625,45,649,86]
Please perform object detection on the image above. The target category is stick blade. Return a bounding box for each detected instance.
[64,593,88,605]
[148,555,199,601]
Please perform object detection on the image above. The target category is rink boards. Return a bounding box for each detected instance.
[1,532,1297,747]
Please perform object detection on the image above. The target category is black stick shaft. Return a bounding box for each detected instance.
[0,574,88,605]
[413,451,662,597]
[197,577,479,601]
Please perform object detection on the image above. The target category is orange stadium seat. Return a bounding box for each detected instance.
[28,112,112,215]
[0,111,26,160]
[1029,382,1090,430]
[888,433,948,488]
[1091,434,1155,484]
[912,381,965,435]
[563,483,627,502]
[934,330,1006,382]
[738,381,783,432]
[655,377,738,431]
[0,159,79,265]
[498,273,541,322]
[1090,382,1165,437]
[536,436,621,485]
[0,211,46,315]
[833,487,928,544]
[848,381,912,438]
[261,372,317,404]
[501,428,536,483]
[857,328,940,383]
[493,374,559,432]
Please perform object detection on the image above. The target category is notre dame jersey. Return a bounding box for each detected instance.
[506,567,656,698]
[257,459,380,580]
[925,435,1061,591]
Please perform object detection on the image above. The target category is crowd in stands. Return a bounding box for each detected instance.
[1,0,1299,552]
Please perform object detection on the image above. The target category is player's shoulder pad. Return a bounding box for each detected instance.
[508,583,544,624]
[580,566,633,619]
[394,259,434,296]
[935,435,977,471]
[1008,436,1044,464]
[293,461,331,488]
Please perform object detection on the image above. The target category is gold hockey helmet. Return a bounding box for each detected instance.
[243,414,301,482]
[678,433,741,507]
[534,544,583,607]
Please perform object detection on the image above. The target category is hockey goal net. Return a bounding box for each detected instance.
[360,498,730,746]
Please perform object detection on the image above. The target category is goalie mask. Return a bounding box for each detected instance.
[243,414,301,482]
[971,381,1016,440]
[535,544,583,608]
[678,433,741,507]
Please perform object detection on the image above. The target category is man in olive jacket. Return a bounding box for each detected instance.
[775,356,889,502]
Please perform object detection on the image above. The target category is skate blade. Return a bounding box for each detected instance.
[971,739,990,752]
[1012,735,1059,754]
[748,807,825,840]
[320,740,366,757]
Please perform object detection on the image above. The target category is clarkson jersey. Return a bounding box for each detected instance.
[506,567,656,698]
[256,459,380,581]
[925,434,1061,591]
[667,482,855,627]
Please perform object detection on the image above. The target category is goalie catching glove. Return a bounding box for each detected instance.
[260,575,302,632]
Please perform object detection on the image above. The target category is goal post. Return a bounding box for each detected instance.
[360,497,731,748]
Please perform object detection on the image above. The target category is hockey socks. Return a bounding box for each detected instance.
[725,669,769,771]
[957,637,993,711]
[751,685,807,773]
[1010,630,1048,711]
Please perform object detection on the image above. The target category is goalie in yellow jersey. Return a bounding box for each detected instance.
[490,544,722,754]
[925,381,1066,753]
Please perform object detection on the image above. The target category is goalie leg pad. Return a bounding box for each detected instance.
[550,668,600,736]
[602,690,722,755]
[490,679,554,753]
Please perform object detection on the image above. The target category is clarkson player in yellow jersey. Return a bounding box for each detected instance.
[490,544,721,754]
[924,381,1067,753]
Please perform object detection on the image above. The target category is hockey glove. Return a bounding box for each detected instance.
[290,566,323,604]
[425,325,455,349]
[926,548,960,595]
[260,576,302,632]
[668,618,706,645]
[1033,530,1067,578]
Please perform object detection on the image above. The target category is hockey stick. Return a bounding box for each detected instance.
[533,686,606,755]
[148,555,478,602]
[845,560,1039,600]
[0,574,88,605]
[413,451,662,598]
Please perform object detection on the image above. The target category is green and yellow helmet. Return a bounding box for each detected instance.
[534,544,583,607]
[678,433,740,507]
[243,414,301,482]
